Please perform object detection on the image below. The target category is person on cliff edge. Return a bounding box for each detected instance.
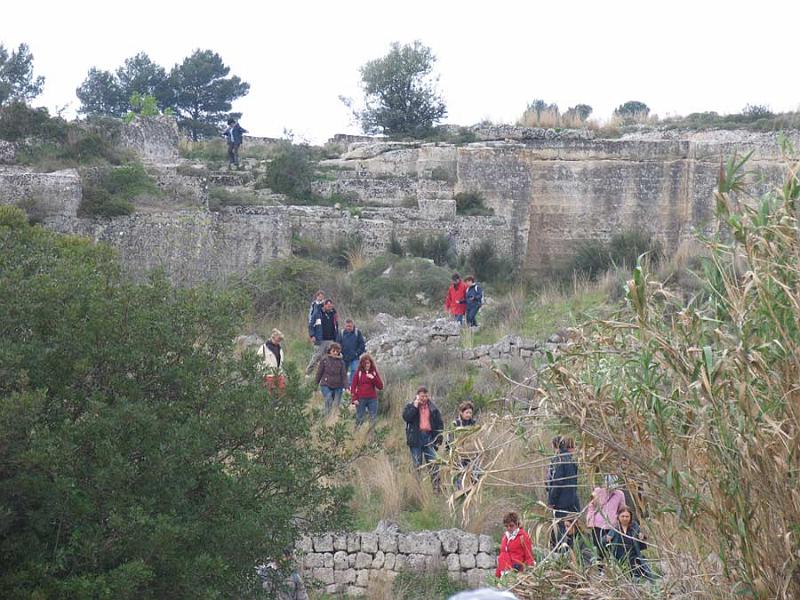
[222,118,247,168]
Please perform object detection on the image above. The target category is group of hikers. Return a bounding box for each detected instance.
[494,435,654,581]
[256,280,654,595]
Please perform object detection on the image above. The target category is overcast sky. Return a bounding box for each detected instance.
[3,0,798,143]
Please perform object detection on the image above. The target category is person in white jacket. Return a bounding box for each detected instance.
[257,328,286,393]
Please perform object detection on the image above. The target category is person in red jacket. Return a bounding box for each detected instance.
[350,353,383,427]
[445,272,467,324]
[495,511,535,577]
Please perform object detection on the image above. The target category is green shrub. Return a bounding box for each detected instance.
[467,239,514,284]
[388,234,403,255]
[568,229,662,279]
[78,163,158,217]
[256,144,315,200]
[179,138,228,162]
[207,186,263,211]
[393,568,467,600]
[455,191,494,216]
[0,102,65,141]
[429,165,455,183]
[241,258,329,318]
[405,233,455,267]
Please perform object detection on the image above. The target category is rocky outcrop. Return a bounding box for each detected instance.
[0,140,16,164]
[0,167,81,220]
[118,116,180,162]
[298,528,496,596]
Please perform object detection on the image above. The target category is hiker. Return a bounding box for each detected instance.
[586,475,626,561]
[547,436,581,548]
[495,512,534,577]
[257,548,309,600]
[306,298,339,375]
[338,318,366,387]
[222,118,247,168]
[554,518,594,565]
[402,386,444,491]
[256,328,286,393]
[607,505,655,580]
[315,342,347,415]
[350,353,383,427]
[450,401,480,490]
[464,275,484,327]
[444,272,467,324]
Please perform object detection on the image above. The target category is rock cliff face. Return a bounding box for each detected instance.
[2,121,796,284]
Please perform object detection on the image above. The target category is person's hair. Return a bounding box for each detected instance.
[464,275,475,283]
[416,385,429,394]
[358,353,375,371]
[551,435,563,450]
[315,290,325,298]
[562,436,575,451]
[328,342,342,354]
[324,298,334,305]
[617,504,632,517]
[345,318,354,325]
[270,328,284,341]
[459,401,474,413]
[451,272,461,282]
[227,118,235,125]
[502,512,520,526]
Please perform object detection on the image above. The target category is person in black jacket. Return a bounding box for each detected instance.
[337,318,366,387]
[547,436,581,547]
[222,118,247,168]
[402,386,444,492]
[607,505,655,580]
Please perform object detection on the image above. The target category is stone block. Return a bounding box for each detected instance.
[476,552,495,569]
[458,533,479,554]
[372,550,385,569]
[394,554,408,571]
[378,533,398,553]
[356,570,370,587]
[355,552,372,569]
[325,584,338,594]
[322,553,334,568]
[347,533,361,553]
[384,553,396,570]
[314,534,333,552]
[466,569,490,588]
[438,529,461,554]
[446,553,461,571]
[334,551,349,570]
[304,553,323,568]
[346,586,366,597]
[333,533,348,551]
[312,567,335,585]
[448,570,464,583]
[459,553,476,569]
[348,553,357,568]
[398,532,442,556]
[296,535,313,553]
[335,568,356,585]
[360,533,378,553]
[478,534,494,553]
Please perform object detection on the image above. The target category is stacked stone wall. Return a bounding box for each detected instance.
[298,530,496,596]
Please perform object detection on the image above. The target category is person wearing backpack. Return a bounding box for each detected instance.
[338,318,366,387]
[464,275,483,328]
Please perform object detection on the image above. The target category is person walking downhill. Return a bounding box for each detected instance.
[338,318,366,387]
[403,386,444,492]
[547,436,581,548]
[586,475,626,563]
[222,118,247,169]
[306,298,339,375]
[350,353,383,427]
[315,342,347,415]
[495,512,535,577]
[445,273,467,324]
[463,275,483,328]
[607,505,655,580]
[449,401,480,490]
[256,328,286,394]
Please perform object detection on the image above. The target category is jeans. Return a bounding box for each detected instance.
[355,396,377,426]
[466,305,480,327]
[409,431,440,490]
[452,313,464,324]
[321,385,343,415]
[346,358,359,387]
[227,141,240,165]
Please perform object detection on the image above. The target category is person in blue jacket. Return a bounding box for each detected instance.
[222,118,247,168]
[305,298,338,375]
[338,318,366,386]
[463,275,483,327]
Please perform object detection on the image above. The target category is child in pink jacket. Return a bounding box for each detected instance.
[586,475,626,560]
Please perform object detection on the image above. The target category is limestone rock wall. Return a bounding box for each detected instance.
[298,530,496,596]
[118,116,180,162]
[0,167,81,220]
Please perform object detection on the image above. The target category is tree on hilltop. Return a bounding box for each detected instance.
[0,207,351,599]
[564,103,593,122]
[614,100,650,123]
[0,43,45,106]
[168,49,250,141]
[349,41,447,137]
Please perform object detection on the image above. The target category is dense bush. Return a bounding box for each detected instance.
[405,233,455,267]
[393,567,467,599]
[568,229,662,279]
[241,258,331,318]
[454,191,494,216]
[0,211,351,599]
[78,163,159,217]
[466,239,514,284]
[255,144,315,200]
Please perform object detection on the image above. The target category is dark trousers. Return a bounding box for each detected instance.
[466,305,480,326]
[410,432,440,491]
[227,141,241,165]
